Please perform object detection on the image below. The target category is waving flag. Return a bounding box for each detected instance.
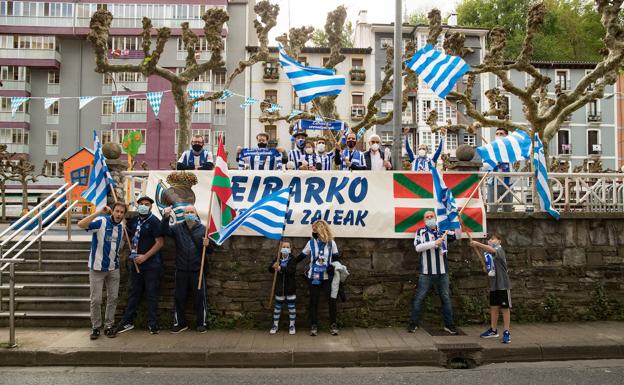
[405,44,471,98]
[431,166,461,231]
[10,97,29,117]
[146,91,164,117]
[476,130,531,168]
[81,130,115,211]
[279,45,345,103]
[213,187,291,246]
[209,137,237,239]
[288,109,304,120]
[155,181,187,223]
[111,95,129,113]
[533,134,560,220]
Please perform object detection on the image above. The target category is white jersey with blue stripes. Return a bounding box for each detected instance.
[86,216,124,272]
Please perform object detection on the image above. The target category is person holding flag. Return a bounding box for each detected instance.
[176,134,214,171]
[238,132,283,170]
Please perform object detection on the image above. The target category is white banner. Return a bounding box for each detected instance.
[143,170,487,239]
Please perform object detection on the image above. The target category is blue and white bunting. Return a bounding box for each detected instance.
[111,95,129,113]
[146,91,164,118]
[533,134,560,220]
[405,43,471,98]
[81,130,116,211]
[79,96,97,110]
[240,96,259,109]
[476,130,532,168]
[187,89,205,107]
[213,187,291,246]
[219,89,234,100]
[10,97,29,117]
[288,109,304,120]
[44,97,59,110]
[356,126,367,140]
[267,103,282,113]
[315,115,323,122]
[279,45,346,103]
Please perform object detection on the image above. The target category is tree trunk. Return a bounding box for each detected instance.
[172,83,191,158]
[0,183,6,222]
[21,177,28,212]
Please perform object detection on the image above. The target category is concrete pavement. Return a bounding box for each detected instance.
[0,322,622,367]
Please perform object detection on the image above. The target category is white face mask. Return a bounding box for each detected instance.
[317,143,326,153]
[370,143,380,151]
[425,218,437,228]
[305,147,314,155]
[418,149,427,157]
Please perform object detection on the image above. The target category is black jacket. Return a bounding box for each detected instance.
[268,254,298,296]
[363,150,391,170]
[161,217,213,272]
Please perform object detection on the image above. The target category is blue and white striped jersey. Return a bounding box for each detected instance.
[413,226,456,275]
[288,148,305,169]
[316,151,335,170]
[238,149,283,170]
[86,216,124,272]
[301,239,339,280]
[339,149,366,170]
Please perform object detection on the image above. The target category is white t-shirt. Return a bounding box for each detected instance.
[370,151,384,171]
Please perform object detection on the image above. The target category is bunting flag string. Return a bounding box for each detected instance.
[111,95,129,113]
[44,97,59,110]
[10,97,29,117]
[146,91,164,117]
[79,96,97,110]
[187,89,206,107]
[288,109,304,120]
[219,89,234,100]
[240,96,259,109]
[267,103,282,113]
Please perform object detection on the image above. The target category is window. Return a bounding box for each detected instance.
[420,99,432,122]
[555,70,569,90]
[47,100,59,115]
[418,34,443,49]
[191,100,211,114]
[101,130,113,144]
[0,128,29,144]
[351,93,364,105]
[322,57,330,67]
[463,134,476,146]
[445,103,457,122]
[48,70,60,84]
[214,100,226,125]
[102,100,113,115]
[447,133,458,151]
[585,69,595,91]
[122,98,147,113]
[70,166,90,186]
[297,56,308,66]
[0,66,29,82]
[588,99,600,121]
[213,70,226,88]
[293,91,309,111]
[0,97,28,113]
[421,131,432,150]
[380,131,393,145]
[587,130,600,155]
[265,90,278,104]
[177,37,210,51]
[380,100,393,114]
[402,99,413,124]
[434,99,444,123]
[45,161,59,177]
[113,129,147,154]
[558,130,570,155]
[380,38,393,48]
[109,36,139,51]
[46,130,59,146]
[351,58,363,68]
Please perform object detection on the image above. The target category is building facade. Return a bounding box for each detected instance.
[0,0,255,183]
[617,73,624,171]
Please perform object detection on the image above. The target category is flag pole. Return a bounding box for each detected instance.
[110,186,140,273]
[457,171,490,218]
[197,189,215,290]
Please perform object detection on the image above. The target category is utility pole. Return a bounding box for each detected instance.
[392,0,403,170]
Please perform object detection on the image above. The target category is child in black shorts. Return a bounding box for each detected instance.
[471,234,512,344]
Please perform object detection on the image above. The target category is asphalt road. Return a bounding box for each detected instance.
[1,360,623,385]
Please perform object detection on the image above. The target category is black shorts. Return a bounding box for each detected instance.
[490,290,512,308]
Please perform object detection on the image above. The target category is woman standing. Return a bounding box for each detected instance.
[296,220,340,336]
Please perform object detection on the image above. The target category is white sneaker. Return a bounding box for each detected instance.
[289,325,296,335]
[269,325,278,334]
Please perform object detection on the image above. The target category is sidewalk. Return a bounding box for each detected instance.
[1,322,622,367]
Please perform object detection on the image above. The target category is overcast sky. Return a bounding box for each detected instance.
[268,0,461,41]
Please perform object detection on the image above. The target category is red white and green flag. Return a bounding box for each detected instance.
[209,137,237,239]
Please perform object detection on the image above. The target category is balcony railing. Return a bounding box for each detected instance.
[46,115,59,125]
[2,15,217,30]
[213,115,226,125]
[1,80,31,92]
[0,112,30,123]
[45,145,59,156]
[102,113,147,124]
[263,67,280,83]
[350,67,366,84]
[351,104,366,121]
[0,49,61,62]
[47,84,60,94]
[175,113,212,123]
[102,81,148,94]
[188,81,213,92]
[588,113,602,123]
[0,144,28,153]
[108,50,145,60]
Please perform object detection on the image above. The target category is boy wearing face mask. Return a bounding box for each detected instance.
[287,130,309,170]
[267,240,298,335]
[314,138,335,171]
[404,129,445,171]
[471,234,512,344]
[177,135,215,171]
[161,205,213,333]
[334,132,367,171]
[364,134,392,170]
[115,196,164,336]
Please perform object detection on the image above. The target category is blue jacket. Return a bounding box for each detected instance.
[160,218,213,272]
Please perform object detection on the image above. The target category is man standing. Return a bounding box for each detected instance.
[78,203,127,340]
[314,137,335,171]
[161,205,212,333]
[177,134,214,170]
[408,210,459,335]
[238,132,283,170]
[287,130,308,170]
[115,196,164,335]
[363,134,392,171]
[486,128,512,213]
[334,132,367,170]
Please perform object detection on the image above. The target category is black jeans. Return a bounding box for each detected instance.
[174,270,208,328]
[308,279,337,326]
[120,265,161,328]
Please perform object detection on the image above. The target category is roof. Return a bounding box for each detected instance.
[503,60,598,69]
[370,22,490,34]
[246,46,373,54]
[63,147,94,163]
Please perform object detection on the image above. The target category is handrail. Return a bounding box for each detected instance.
[0,182,75,240]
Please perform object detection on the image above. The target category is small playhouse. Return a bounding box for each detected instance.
[62,147,94,212]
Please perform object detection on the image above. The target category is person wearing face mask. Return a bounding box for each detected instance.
[161,205,213,333]
[238,132,283,170]
[78,202,127,340]
[363,134,392,171]
[314,138,335,171]
[299,140,319,171]
[486,128,513,213]
[295,220,341,336]
[407,210,459,335]
[287,130,310,170]
[470,234,512,344]
[114,196,164,336]
[267,240,299,335]
[404,128,446,171]
[334,132,367,171]
[177,135,215,171]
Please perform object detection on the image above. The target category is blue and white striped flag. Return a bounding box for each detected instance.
[356,126,367,140]
[219,89,234,100]
[146,91,164,118]
[213,187,291,246]
[288,109,304,120]
[240,96,259,109]
[81,130,116,211]
[405,44,471,98]
[533,134,560,220]
[279,45,345,103]
[111,95,129,113]
[476,130,532,168]
[155,181,188,223]
[44,97,59,110]
[430,155,461,231]
[10,97,29,117]
[79,96,97,110]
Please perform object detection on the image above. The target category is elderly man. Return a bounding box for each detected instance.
[177,134,214,170]
[237,132,283,170]
[405,128,446,171]
[334,132,367,171]
[408,210,459,335]
[161,205,212,333]
[363,134,392,170]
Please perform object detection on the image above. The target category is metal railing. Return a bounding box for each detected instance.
[0,182,79,348]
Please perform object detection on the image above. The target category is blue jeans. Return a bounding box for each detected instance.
[410,274,454,327]
[121,265,161,328]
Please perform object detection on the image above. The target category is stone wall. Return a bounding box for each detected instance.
[118,214,624,329]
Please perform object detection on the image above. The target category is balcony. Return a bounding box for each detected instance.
[74,17,208,30]
[213,115,226,126]
[1,80,31,92]
[175,113,212,123]
[263,67,280,83]
[46,145,59,156]
[0,112,30,123]
[188,81,213,92]
[0,49,61,67]
[46,115,59,125]
[101,113,147,124]
[102,81,148,95]
[351,104,366,121]
[47,84,60,94]
[0,143,29,153]
[175,50,225,62]
[350,67,366,84]
[588,113,602,123]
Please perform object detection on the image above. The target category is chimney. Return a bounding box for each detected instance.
[357,10,368,25]
[448,12,458,27]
